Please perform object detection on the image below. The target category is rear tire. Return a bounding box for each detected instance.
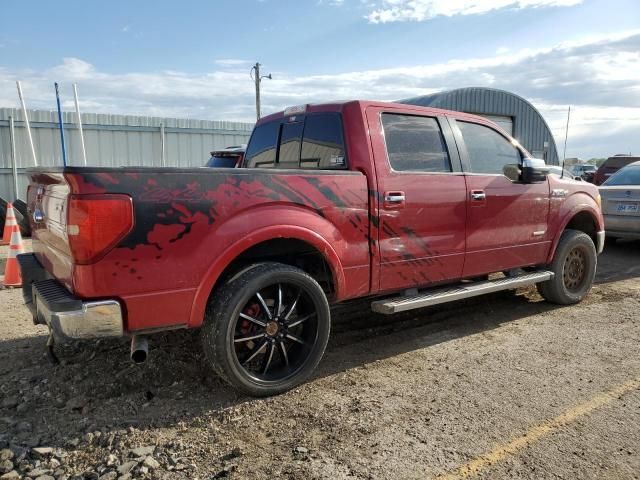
[201,262,331,397]
[537,229,597,305]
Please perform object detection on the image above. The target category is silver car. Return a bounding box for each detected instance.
[599,161,640,240]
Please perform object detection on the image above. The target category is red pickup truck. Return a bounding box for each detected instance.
[19,100,604,396]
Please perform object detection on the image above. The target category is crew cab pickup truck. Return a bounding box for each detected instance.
[19,100,605,396]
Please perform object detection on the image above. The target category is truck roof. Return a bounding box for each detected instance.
[257,99,495,127]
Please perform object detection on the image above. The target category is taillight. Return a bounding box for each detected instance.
[67,195,134,264]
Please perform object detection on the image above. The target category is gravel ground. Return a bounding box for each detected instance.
[0,240,639,480]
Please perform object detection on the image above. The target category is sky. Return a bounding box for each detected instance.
[0,0,639,159]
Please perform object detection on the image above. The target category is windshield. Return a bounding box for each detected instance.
[603,166,640,186]
[603,157,639,169]
[206,155,240,168]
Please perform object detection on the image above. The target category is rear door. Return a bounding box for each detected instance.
[366,107,467,292]
[450,118,550,277]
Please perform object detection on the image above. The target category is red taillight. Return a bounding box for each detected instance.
[67,195,134,264]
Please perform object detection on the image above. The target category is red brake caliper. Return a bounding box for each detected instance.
[240,303,261,349]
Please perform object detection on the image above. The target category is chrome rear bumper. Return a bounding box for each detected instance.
[18,253,124,341]
[34,289,123,340]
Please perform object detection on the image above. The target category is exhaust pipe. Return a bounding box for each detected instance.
[130,335,149,364]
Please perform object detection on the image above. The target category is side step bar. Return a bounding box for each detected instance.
[371,270,554,314]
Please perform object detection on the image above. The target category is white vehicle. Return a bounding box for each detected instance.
[599,161,640,240]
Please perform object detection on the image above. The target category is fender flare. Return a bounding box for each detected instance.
[546,203,602,263]
[188,224,345,328]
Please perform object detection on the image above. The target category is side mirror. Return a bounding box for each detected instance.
[521,157,549,183]
[503,164,521,182]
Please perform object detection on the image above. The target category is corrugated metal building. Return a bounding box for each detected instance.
[400,87,559,165]
[0,108,254,200]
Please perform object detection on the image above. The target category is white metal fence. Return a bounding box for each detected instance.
[0,108,254,201]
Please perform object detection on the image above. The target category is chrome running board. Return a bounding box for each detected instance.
[371,271,554,314]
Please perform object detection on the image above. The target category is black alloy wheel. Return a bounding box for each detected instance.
[232,281,319,382]
[202,262,331,397]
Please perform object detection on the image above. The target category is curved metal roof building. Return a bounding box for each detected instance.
[401,87,559,165]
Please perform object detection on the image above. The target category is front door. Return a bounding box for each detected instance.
[366,107,468,293]
[451,118,551,277]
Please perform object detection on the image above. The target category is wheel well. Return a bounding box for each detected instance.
[565,211,597,243]
[211,238,335,300]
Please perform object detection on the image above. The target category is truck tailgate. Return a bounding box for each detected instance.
[27,172,74,291]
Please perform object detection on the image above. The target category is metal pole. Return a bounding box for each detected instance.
[562,106,571,161]
[160,122,166,167]
[9,115,19,200]
[54,82,67,167]
[73,83,88,166]
[254,62,261,121]
[561,106,571,178]
[16,81,38,167]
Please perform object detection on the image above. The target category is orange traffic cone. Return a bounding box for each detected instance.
[3,223,25,287]
[1,202,18,246]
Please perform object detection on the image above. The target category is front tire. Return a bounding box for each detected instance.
[537,229,597,305]
[201,262,331,397]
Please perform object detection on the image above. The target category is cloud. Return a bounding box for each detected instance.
[0,30,638,158]
[366,0,583,23]
[214,59,251,66]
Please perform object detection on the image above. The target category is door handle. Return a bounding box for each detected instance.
[384,193,406,203]
[470,191,486,201]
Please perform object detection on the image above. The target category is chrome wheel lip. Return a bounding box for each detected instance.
[230,280,320,385]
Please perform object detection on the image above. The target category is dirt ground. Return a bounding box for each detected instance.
[1,240,639,480]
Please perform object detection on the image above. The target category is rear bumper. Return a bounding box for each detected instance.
[603,215,640,239]
[604,230,640,240]
[17,253,124,341]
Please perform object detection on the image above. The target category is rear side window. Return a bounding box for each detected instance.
[458,121,521,175]
[381,114,451,172]
[245,113,347,169]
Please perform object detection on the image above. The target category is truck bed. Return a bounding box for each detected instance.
[27,166,371,332]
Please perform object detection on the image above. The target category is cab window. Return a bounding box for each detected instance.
[301,113,347,169]
[244,121,279,168]
[381,114,451,172]
[458,121,521,175]
[278,121,304,169]
[245,113,347,169]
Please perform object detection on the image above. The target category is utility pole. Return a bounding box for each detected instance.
[251,62,272,121]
